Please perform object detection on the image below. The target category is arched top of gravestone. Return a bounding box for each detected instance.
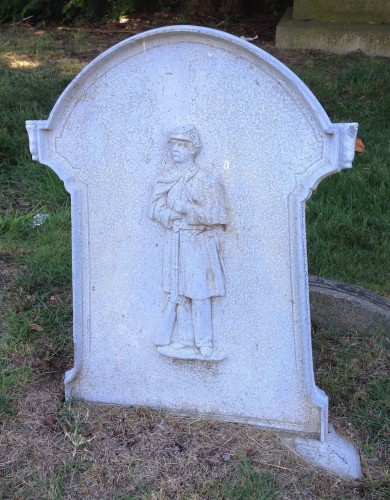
[28,25,357,197]
[48,25,329,129]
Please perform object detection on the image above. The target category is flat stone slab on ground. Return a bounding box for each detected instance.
[309,276,390,335]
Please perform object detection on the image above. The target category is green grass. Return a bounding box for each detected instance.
[191,457,281,499]
[0,361,30,420]
[313,328,389,443]
[0,26,388,499]
[0,28,76,419]
[220,458,280,499]
[287,54,390,295]
[312,327,390,498]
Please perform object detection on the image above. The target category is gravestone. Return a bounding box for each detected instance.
[293,0,390,23]
[26,26,361,478]
[276,1,390,57]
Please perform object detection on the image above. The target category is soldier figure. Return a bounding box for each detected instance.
[150,125,227,360]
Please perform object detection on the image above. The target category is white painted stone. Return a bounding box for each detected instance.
[283,426,362,479]
[26,26,360,477]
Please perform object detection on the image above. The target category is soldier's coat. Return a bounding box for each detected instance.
[150,164,227,299]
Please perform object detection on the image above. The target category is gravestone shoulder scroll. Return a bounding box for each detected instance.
[26,26,361,478]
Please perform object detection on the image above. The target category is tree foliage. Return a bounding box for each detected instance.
[0,0,291,24]
[63,0,139,21]
[0,0,146,23]
[182,0,250,17]
[0,0,65,23]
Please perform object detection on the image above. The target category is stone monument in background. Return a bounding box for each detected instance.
[26,26,361,478]
[276,0,390,57]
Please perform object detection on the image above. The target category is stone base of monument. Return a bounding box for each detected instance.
[157,343,227,361]
[276,8,390,57]
[283,425,362,480]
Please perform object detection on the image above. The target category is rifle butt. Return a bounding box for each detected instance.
[154,301,177,345]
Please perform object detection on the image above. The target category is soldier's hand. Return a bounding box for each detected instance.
[172,200,189,214]
[169,210,182,221]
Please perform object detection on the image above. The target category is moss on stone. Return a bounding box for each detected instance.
[293,0,390,24]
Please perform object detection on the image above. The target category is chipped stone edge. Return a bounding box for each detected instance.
[283,425,362,480]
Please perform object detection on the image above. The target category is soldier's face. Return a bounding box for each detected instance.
[170,140,195,164]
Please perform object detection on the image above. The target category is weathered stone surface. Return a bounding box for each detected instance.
[277,8,390,57]
[283,425,362,479]
[26,26,360,477]
[293,0,390,24]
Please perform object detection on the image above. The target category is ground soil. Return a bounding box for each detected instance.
[4,9,282,55]
[46,10,280,43]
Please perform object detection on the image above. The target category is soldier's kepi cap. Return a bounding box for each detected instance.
[169,124,197,142]
[169,125,201,151]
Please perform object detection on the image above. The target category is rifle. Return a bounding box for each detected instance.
[154,226,179,345]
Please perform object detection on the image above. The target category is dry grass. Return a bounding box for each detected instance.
[2,274,387,499]
[2,300,388,498]
[1,374,387,499]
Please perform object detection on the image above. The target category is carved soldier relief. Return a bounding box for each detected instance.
[150,125,227,361]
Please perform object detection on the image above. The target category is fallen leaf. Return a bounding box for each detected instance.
[355,137,366,153]
[30,323,44,332]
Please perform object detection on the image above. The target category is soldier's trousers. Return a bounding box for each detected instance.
[176,296,213,348]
